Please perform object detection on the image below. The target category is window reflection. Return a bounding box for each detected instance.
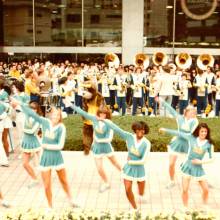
[84,0,122,47]
[144,0,174,47]
[175,0,220,48]
[35,0,82,46]
[1,0,33,46]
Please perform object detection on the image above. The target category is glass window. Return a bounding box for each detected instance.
[35,0,82,46]
[1,0,34,46]
[84,0,122,47]
[144,0,174,47]
[175,0,220,48]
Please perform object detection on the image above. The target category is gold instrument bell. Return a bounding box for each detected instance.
[152,52,168,66]
[175,53,192,70]
[104,53,120,68]
[134,53,149,69]
[197,54,214,70]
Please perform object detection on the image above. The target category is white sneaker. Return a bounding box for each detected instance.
[0,163,9,167]
[166,181,175,189]
[99,183,110,193]
[150,114,155,117]
[1,200,10,208]
[70,200,80,208]
[27,179,39,189]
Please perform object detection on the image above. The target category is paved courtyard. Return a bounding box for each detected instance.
[0,151,220,216]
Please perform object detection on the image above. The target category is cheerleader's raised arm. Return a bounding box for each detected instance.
[71,105,96,122]
[103,119,133,143]
[160,127,214,165]
[159,97,178,117]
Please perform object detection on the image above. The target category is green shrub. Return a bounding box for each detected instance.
[64,116,220,152]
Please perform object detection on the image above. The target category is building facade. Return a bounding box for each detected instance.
[0,0,220,64]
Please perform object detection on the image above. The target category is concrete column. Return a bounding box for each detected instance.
[122,0,144,65]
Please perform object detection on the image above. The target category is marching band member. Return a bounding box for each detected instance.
[159,123,214,210]
[178,73,192,115]
[146,69,159,116]
[205,66,215,108]
[193,69,208,116]
[114,66,127,116]
[71,105,121,192]
[157,98,198,188]
[107,67,117,112]
[214,70,220,116]
[98,71,111,106]
[131,67,146,116]
[158,65,175,117]
[75,68,84,108]
[100,119,151,210]
[11,99,79,209]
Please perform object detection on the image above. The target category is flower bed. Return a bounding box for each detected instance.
[1,208,218,220]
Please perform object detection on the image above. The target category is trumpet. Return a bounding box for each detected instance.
[152,52,168,66]
[134,53,149,69]
[104,53,120,68]
[197,54,214,70]
[175,53,192,70]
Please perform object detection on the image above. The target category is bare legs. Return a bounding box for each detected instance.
[23,152,39,180]
[41,168,74,208]
[182,177,209,208]
[124,179,145,209]
[94,155,121,184]
[2,128,9,157]
[169,154,177,182]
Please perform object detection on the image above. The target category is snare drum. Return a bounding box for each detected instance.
[40,93,50,106]
[49,94,61,107]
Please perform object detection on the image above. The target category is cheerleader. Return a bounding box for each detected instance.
[159,123,214,210]
[100,119,151,210]
[20,101,42,188]
[0,190,10,208]
[0,79,12,157]
[215,71,220,116]
[11,99,79,209]
[0,101,10,166]
[71,105,121,192]
[11,80,30,153]
[157,98,198,188]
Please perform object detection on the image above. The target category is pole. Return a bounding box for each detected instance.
[172,0,176,61]
[33,0,36,46]
[82,0,84,46]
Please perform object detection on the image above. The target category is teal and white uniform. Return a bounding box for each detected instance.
[21,104,66,171]
[163,128,214,180]
[104,119,151,181]
[0,102,10,165]
[13,93,30,146]
[0,90,12,129]
[72,106,114,158]
[161,100,198,155]
[21,116,41,153]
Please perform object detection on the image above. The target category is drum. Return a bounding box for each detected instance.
[49,94,61,107]
[40,92,50,106]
